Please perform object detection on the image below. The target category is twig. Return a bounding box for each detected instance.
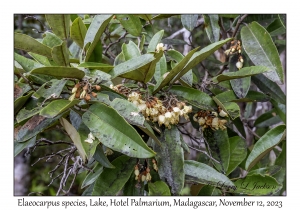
[16,73,37,91]
[245,124,261,139]
[232,14,248,38]
[104,32,128,55]
[188,145,220,164]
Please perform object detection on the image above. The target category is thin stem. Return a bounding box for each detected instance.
[232,14,248,38]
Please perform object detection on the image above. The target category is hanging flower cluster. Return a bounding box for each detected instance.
[193,109,227,131]
[69,80,101,101]
[109,84,133,97]
[134,165,151,182]
[127,91,192,129]
[225,40,244,70]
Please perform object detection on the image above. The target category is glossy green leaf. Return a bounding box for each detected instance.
[232,117,246,139]
[82,103,155,158]
[148,181,171,196]
[40,99,79,118]
[273,142,286,190]
[169,86,217,111]
[81,163,103,189]
[179,38,233,79]
[122,41,141,60]
[16,107,43,124]
[109,54,155,81]
[78,122,99,160]
[271,99,286,124]
[245,125,286,171]
[116,15,142,37]
[267,18,286,36]
[230,174,281,195]
[241,21,284,83]
[213,96,240,120]
[137,122,161,147]
[30,67,85,79]
[203,129,230,173]
[184,160,236,191]
[232,91,271,103]
[153,126,184,195]
[70,17,87,48]
[33,79,67,99]
[227,136,247,175]
[15,91,34,113]
[51,41,70,66]
[252,74,286,104]
[14,32,52,58]
[82,183,94,196]
[14,53,44,72]
[254,109,282,127]
[14,82,31,100]
[181,14,198,31]
[139,34,145,52]
[92,155,136,195]
[154,54,167,83]
[42,32,63,48]
[93,144,114,168]
[60,117,87,162]
[247,165,282,177]
[28,52,52,66]
[203,15,220,43]
[87,40,103,63]
[84,15,113,62]
[153,47,200,94]
[14,136,36,157]
[45,14,70,40]
[78,62,113,72]
[147,30,164,53]
[198,185,221,196]
[17,114,63,142]
[212,66,269,83]
[110,98,145,127]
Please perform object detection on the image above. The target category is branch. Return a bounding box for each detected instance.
[103,32,128,55]
[232,14,248,38]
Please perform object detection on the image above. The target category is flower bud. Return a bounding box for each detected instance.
[80,90,86,99]
[165,111,172,119]
[236,61,243,70]
[219,110,228,117]
[85,94,91,101]
[91,92,97,97]
[69,93,76,101]
[158,115,166,126]
[95,85,101,91]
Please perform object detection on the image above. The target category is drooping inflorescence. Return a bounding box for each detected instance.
[193,109,227,131]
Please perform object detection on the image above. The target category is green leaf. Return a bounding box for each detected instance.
[81,163,103,189]
[14,32,52,58]
[230,174,281,195]
[151,14,178,20]
[227,136,247,175]
[213,96,240,120]
[241,21,284,83]
[78,62,113,73]
[30,67,85,79]
[267,18,286,37]
[110,98,145,127]
[139,34,145,52]
[33,79,67,99]
[212,66,269,83]
[271,99,286,124]
[247,165,282,177]
[14,53,44,72]
[42,31,63,48]
[28,52,52,66]
[82,103,155,158]
[148,181,171,196]
[169,86,217,111]
[14,82,31,100]
[87,40,103,63]
[153,47,200,94]
[84,15,113,62]
[109,54,155,81]
[45,14,70,40]
[181,14,198,31]
[153,126,184,195]
[179,38,233,78]
[14,136,36,157]
[122,41,141,60]
[116,15,142,37]
[70,17,87,49]
[147,30,164,53]
[203,129,230,173]
[51,41,70,66]
[40,99,79,118]
[245,125,286,171]
[92,155,136,195]
[252,74,286,104]
[123,172,145,196]
[14,91,34,113]
[137,122,161,147]
[198,185,220,196]
[254,109,282,127]
[60,117,87,163]
[203,15,220,43]
[231,117,246,139]
[17,114,63,142]
[16,107,43,124]
[232,90,271,103]
[184,160,236,191]
[93,144,115,168]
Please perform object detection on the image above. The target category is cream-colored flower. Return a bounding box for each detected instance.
[156,43,165,52]
[69,93,76,101]
[183,105,192,114]
[158,115,166,126]
[137,103,147,112]
[219,110,228,117]
[165,111,172,119]
[198,117,205,126]
[128,92,140,102]
[212,118,219,130]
